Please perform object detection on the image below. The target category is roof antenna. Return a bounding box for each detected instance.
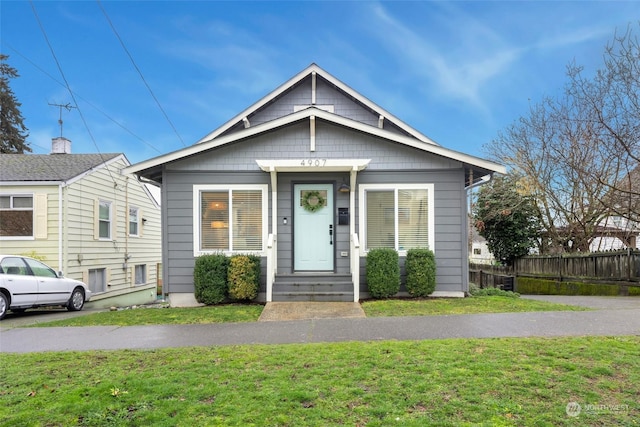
[48,102,76,137]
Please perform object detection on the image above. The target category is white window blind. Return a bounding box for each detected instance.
[200,189,263,252]
[362,184,434,252]
[366,190,394,249]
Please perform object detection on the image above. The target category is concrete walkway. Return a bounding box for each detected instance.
[1,296,639,353]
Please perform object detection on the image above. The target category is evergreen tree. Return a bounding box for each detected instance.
[473,173,541,265]
[0,54,30,153]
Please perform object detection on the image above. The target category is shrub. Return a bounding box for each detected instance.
[194,254,229,305]
[405,248,436,297]
[469,286,520,298]
[366,248,400,298]
[228,255,261,301]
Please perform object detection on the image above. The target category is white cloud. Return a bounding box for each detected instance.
[367,3,522,112]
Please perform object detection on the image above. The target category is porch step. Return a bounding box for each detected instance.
[272,274,354,302]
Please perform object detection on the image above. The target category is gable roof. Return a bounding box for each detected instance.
[124,63,506,184]
[196,63,438,146]
[0,153,122,183]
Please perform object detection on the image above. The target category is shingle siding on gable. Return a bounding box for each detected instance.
[169,121,459,173]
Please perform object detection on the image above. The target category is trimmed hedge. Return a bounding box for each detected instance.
[228,254,261,301]
[516,277,622,296]
[405,248,436,297]
[366,248,400,298]
[194,254,229,305]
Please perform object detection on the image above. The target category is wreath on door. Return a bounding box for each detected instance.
[301,190,326,213]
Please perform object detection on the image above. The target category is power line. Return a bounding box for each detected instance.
[97,0,186,147]
[29,0,119,187]
[7,44,163,155]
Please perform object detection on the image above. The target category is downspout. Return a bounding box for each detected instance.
[58,183,63,273]
[125,176,130,275]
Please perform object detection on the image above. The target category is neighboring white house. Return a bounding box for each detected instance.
[589,216,640,252]
[0,137,162,308]
[469,223,495,264]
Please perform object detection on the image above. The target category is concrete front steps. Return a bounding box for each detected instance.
[272,273,354,302]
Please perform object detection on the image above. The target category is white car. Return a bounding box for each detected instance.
[0,255,91,320]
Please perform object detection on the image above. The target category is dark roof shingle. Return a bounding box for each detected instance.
[0,153,121,182]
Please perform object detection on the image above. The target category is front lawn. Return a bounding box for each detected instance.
[24,296,588,327]
[2,336,637,426]
[361,296,589,317]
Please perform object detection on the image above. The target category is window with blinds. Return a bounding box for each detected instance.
[362,185,433,252]
[199,188,263,252]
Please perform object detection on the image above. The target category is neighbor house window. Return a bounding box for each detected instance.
[135,264,146,285]
[0,194,33,237]
[359,184,434,252]
[129,207,140,236]
[193,185,268,255]
[88,268,107,293]
[98,201,112,239]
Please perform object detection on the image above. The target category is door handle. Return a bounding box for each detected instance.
[329,224,333,245]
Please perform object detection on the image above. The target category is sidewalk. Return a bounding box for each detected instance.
[1,296,639,353]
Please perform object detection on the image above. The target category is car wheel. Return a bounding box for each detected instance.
[0,293,8,320]
[67,288,85,312]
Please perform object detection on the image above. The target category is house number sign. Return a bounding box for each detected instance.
[300,159,327,167]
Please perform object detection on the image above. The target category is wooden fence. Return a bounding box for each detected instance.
[470,250,640,289]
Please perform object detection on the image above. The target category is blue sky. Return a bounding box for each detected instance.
[1,1,637,164]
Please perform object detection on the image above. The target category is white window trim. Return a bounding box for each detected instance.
[192,184,269,257]
[0,193,35,241]
[358,183,435,255]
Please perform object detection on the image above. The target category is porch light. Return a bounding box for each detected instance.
[339,182,350,193]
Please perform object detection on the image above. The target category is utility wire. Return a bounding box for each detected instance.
[30,0,119,187]
[7,44,163,155]
[97,0,186,147]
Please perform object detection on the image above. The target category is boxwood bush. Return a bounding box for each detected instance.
[405,248,436,297]
[366,248,400,298]
[194,254,229,305]
[228,254,261,301]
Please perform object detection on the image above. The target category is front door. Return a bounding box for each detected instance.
[294,183,334,271]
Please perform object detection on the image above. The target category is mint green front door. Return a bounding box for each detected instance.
[294,183,334,271]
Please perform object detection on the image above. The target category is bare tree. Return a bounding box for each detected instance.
[566,23,640,222]
[485,23,640,253]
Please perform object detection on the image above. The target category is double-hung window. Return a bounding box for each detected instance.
[98,201,112,240]
[360,184,434,253]
[0,194,34,238]
[129,206,140,236]
[193,185,267,255]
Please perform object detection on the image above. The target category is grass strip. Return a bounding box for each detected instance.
[361,296,589,317]
[1,336,637,426]
[26,297,588,327]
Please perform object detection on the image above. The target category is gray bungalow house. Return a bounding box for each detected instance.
[124,63,505,305]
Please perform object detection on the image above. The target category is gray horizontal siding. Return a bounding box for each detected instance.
[162,124,469,296]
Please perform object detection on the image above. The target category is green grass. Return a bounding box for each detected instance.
[27,304,265,327]
[25,297,589,327]
[361,296,589,317]
[1,336,638,426]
